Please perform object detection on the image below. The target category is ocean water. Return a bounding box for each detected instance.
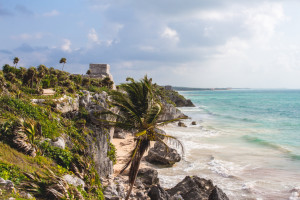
[158,89,300,200]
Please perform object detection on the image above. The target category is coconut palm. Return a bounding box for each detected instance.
[104,76,183,200]
[13,57,19,68]
[59,58,67,71]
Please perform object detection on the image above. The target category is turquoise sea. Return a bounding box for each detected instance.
[158,89,300,200]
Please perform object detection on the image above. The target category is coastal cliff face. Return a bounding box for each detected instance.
[37,91,115,178]
[79,91,114,177]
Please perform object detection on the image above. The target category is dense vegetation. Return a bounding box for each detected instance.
[0,64,117,200]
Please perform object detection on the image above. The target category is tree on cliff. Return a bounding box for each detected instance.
[13,57,19,68]
[104,76,183,200]
[59,57,67,71]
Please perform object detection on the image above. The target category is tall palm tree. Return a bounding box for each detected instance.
[59,57,67,71]
[13,57,19,68]
[104,76,183,200]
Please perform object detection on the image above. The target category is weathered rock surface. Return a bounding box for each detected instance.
[158,99,187,122]
[50,137,65,149]
[191,121,197,125]
[209,186,229,200]
[79,91,115,178]
[104,177,126,200]
[145,142,181,166]
[166,92,195,107]
[85,125,113,178]
[137,168,159,188]
[63,174,85,188]
[0,178,15,193]
[167,176,215,200]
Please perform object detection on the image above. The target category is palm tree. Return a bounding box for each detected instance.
[59,58,67,71]
[104,76,183,200]
[13,57,19,68]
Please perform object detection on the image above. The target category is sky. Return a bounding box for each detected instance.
[1,0,300,88]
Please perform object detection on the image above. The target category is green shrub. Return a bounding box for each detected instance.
[39,141,73,169]
[0,161,27,184]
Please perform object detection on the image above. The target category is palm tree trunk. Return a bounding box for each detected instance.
[125,155,143,200]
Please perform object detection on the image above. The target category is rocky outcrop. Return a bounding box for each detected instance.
[165,91,195,107]
[137,168,159,188]
[145,142,181,166]
[85,125,113,178]
[79,91,115,178]
[158,99,187,122]
[32,95,80,113]
[166,176,229,200]
[55,95,80,113]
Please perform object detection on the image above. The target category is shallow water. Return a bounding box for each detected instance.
[157,89,300,200]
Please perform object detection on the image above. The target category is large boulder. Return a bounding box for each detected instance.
[145,142,181,166]
[137,168,159,188]
[167,176,215,200]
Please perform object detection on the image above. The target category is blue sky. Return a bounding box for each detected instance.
[1,0,300,88]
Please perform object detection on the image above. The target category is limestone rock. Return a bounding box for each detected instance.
[63,174,85,188]
[50,137,65,149]
[209,186,229,200]
[191,121,197,125]
[85,125,113,177]
[167,176,215,200]
[137,168,159,188]
[55,95,79,113]
[158,99,187,122]
[104,177,126,200]
[145,142,181,166]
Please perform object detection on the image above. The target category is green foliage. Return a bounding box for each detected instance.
[0,161,27,185]
[39,141,73,169]
[107,142,117,165]
[0,96,60,139]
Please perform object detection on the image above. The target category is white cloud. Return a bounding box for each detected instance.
[11,33,44,40]
[61,39,72,52]
[161,27,179,42]
[195,10,237,21]
[243,3,286,41]
[43,10,60,17]
[88,28,100,44]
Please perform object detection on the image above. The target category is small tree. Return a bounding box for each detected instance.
[59,58,67,71]
[13,57,19,68]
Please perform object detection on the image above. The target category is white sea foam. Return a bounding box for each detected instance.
[289,187,300,200]
[207,158,243,178]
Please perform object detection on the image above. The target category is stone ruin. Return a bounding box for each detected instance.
[88,64,114,81]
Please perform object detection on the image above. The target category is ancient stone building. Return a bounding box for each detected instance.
[88,64,114,81]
